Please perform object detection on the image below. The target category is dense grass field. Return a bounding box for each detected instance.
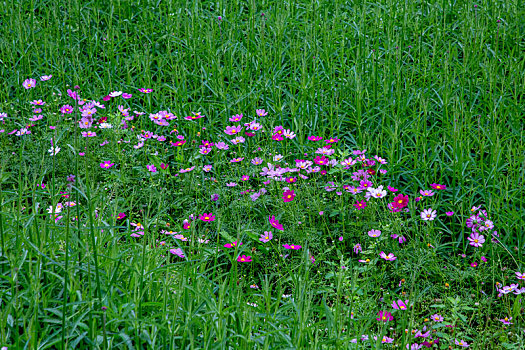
[0,0,524,348]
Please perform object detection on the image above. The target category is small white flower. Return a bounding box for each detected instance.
[109,91,122,97]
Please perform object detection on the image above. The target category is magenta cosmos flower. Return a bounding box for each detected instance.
[283,190,295,202]
[430,183,446,190]
[354,201,367,210]
[392,299,409,310]
[376,311,393,322]
[224,241,242,248]
[199,213,215,222]
[139,88,153,93]
[237,255,252,262]
[283,244,301,250]
[467,232,485,247]
[307,136,323,141]
[117,212,126,220]
[100,161,114,169]
[23,78,36,89]
[269,215,284,230]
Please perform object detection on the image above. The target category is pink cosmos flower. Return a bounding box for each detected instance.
[139,88,153,93]
[40,75,52,81]
[446,211,454,216]
[314,155,328,165]
[224,125,242,135]
[199,213,215,222]
[368,229,381,238]
[241,175,250,181]
[516,272,525,280]
[256,109,268,116]
[430,183,446,190]
[81,131,96,137]
[376,310,393,322]
[470,262,478,267]
[353,244,362,254]
[499,317,512,325]
[229,114,243,122]
[283,244,301,250]
[23,78,36,89]
[283,190,295,202]
[224,241,242,248]
[420,208,437,221]
[100,161,114,169]
[237,255,252,262]
[269,215,284,231]
[380,251,397,261]
[325,137,339,144]
[419,189,434,197]
[117,213,126,220]
[387,186,398,192]
[170,248,185,258]
[307,136,323,141]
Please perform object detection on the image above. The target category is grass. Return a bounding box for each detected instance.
[0,0,524,348]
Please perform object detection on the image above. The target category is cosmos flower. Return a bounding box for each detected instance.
[431,314,443,322]
[430,183,446,190]
[100,161,114,169]
[354,201,367,210]
[368,229,381,238]
[283,244,301,250]
[419,189,434,197]
[392,300,409,310]
[237,255,252,262]
[23,78,36,89]
[516,272,525,280]
[269,215,284,231]
[283,190,295,202]
[139,88,153,93]
[256,109,267,116]
[467,232,485,247]
[376,311,393,322]
[169,248,185,258]
[380,251,396,261]
[147,164,157,172]
[454,339,469,348]
[499,317,512,325]
[224,241,242,248]
[199,213,215,222]
[420,208,437,221]
[260,231,273,242]
[224,125,242,135]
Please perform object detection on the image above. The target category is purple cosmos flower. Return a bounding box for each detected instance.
[354,201,367,210]
[139,88,153,93]
[81,131,96,137]
[353,244,362,254]
[467,232,485,247]
[40,75,52,81]
[260,231,273,242]
[229,114,243,122]
[23,78,36,89]
[203,165,213,172]
[431,314,443,322]
[146,164,157,172]
[454,339,469,348]
[431,183,446,190]
[446,211,454,216]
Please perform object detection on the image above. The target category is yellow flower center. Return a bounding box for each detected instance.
[382,316,386,320]
[365,259,370,263]
[474,239,478,243]
[287,195,291,199]
[204,217,209,220]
